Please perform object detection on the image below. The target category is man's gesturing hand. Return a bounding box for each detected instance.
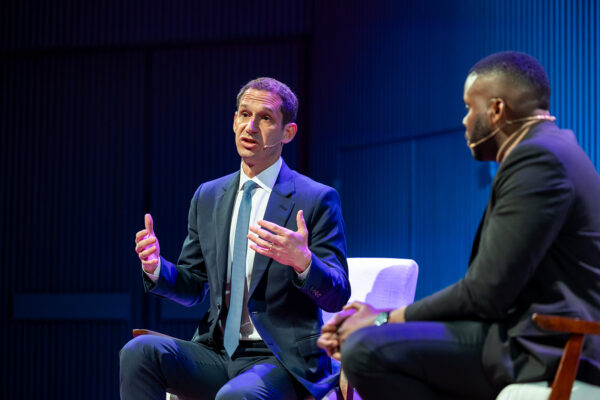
[135,213,160,274]
[248,210,312,273]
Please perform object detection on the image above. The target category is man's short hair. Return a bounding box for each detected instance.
[469,51,551,110]
[236,77,299,125]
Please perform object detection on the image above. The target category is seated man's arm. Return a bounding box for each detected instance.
[143,186,209,307]
[249,187,350,312]
[407,144,573,322]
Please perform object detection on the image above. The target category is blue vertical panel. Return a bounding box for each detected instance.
[412,131,492,299]
[1,52,144,399]
[340,140,412,258]
[488,0,599,170]
[309,0,600,305]
[309,0,492,187]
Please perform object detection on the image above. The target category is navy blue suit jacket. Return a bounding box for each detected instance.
[145,161,350,397]
[406,122,600,389]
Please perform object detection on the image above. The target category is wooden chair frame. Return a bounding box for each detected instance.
[532,313,600,400]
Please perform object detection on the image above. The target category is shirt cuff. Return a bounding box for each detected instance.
[295,260,312,282]
[143,257,161,282]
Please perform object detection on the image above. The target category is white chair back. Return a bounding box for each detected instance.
[322,257,419,324]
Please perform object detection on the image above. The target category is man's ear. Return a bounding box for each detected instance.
[489,98,505,125]
[233,111,238,129]
[281,123,298,144]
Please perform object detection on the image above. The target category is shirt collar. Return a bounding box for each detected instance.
[238,157,282,193]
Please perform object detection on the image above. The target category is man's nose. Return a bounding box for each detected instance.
[462,115,467,127]
[246,117,258,133]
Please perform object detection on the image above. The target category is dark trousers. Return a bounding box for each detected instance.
[119,335,306,400]
[341,321,499,400]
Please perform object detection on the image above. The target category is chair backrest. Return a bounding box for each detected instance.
[322,257,419,324]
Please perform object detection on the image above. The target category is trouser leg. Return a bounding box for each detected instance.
[216,348,307,400]
[341,321,497,400]
[119,335,229,400]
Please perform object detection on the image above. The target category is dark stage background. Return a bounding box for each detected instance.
[1,0,598,398]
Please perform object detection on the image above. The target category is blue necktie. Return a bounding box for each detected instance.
[224,180,257,357]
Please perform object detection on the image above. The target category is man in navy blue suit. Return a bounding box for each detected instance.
[120,77,350,400]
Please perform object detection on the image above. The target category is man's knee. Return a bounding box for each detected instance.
[120,336,164,376]
[341,326,378,381]
[215,385,262,400]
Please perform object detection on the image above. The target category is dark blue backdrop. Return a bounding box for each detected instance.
[1,0,598,398]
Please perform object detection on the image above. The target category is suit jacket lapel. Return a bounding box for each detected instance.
[249,162,296,298]
[214,172,240,295]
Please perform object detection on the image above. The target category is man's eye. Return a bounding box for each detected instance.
[241,112,250,117]
[262,115,272,121]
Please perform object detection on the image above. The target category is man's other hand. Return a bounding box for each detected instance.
[248,210,312,273]
[135,213,160,274]
[317,308,357,361]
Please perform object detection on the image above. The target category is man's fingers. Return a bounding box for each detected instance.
[135,237,156,253]
[342,301,364,311]
[248,234,273,249]
[142,258,158,266]
[296,210,308,236]
[256,219,287,235]
[317,336,338,351]
[139,246,158,259]
[248,226,281,246]
[334,308,357,321]
[321,322,338,333]
[331,351,341,361]
[135,229,148,241]
[145,213,154,234]
[249,243,271,257]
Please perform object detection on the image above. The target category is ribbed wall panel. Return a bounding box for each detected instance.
[310,0,600,299]
[7,321,127,399]
[2,53,145,292]
[412,133,492,299]
[1,0,313,51]
[486,0,599,168]
[1,51,146,399]
[340,141,412,258]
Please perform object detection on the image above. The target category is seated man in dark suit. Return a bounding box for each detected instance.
[120,77,350,400]
[318,51,600,399]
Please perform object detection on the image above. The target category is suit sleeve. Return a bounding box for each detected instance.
[142,186,209,307]
[294,187,351,312]
[406,143,574,321]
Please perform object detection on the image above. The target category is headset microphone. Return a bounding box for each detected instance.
[262,142,282,149]
[467,126,502,149]
[467,115,556,149]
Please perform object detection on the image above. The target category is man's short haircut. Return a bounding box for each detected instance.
[469,51,551,110]
[236,77,299,125]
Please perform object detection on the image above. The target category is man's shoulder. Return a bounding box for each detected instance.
[193,171,238,199]
[285,167,337,196]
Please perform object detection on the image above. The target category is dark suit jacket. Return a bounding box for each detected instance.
[144,161,350,397]
[406,122,600,389]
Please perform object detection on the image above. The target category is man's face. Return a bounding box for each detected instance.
[233,89,294,172]
[462,73,497,161]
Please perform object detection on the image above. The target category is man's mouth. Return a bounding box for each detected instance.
[240,136,259,148]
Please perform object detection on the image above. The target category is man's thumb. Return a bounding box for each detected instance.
[145,213,154,234]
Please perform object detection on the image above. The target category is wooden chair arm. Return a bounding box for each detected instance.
[533,313,600,335]
[532,313,600,400]
[132,328,178,340]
